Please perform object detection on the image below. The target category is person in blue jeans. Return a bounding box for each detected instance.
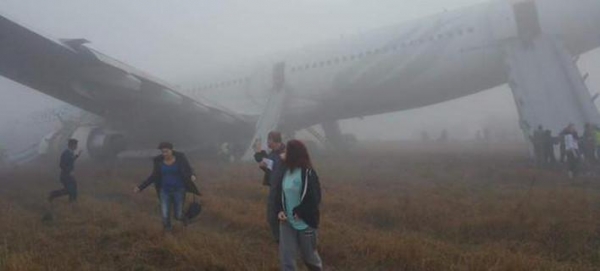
[48,139,82,203]
[134,142,200,232]
[275,140,323,271]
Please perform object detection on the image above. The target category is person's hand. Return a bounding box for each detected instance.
[253,139,262,153]
[277,211,287,221]
[259,161,268,169]
[133,186,140,193]
[191,175,197,182]
[294,213,300,221]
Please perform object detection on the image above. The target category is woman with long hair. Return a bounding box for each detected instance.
[275,140,323,271]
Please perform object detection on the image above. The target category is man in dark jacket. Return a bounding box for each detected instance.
[48,139,82,202]
[254,131,286,242]
[134,142,199,231]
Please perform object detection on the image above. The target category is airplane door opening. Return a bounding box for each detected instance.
[513,1,542,40]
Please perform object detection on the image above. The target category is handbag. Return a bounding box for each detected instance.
[185,195,202,221]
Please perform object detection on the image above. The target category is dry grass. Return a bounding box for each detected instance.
[1,143,600,270]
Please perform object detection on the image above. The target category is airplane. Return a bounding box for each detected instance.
[0,0,599,163]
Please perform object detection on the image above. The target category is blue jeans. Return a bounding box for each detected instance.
[160,187,186,230]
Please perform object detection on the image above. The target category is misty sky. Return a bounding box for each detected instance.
[0,0,599,141]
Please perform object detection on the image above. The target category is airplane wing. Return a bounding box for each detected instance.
[0,13,254,149]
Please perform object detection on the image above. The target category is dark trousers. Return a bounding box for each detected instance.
[267,188,280,242]
[567,151,579,177]
[49,173,77,202]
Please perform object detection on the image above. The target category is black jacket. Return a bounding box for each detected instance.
[137,151,200,195]
[275,167,322,229]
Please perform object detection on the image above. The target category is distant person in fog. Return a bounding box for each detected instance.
[134,142,200,232]
[583,123,596,164]
[48,139,81,203]
[275,140,323,271]
[563,124,580,178]
[543,129,556,164]
[530,125,545,166]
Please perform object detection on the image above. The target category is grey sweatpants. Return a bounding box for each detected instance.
[279,222,323,271]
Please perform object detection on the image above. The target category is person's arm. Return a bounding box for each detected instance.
[135,161,159,193]
[254,150,268,163]
[179,153,197,180]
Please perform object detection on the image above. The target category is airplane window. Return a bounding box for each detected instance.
[437,34,443,39]
[312,63,318,68]
[392,45,398,50]
[342,56,347,62]
[366,51,373,55]
[358,52,364,58]
[326,60,332,65]
[334,58,340,64]
[305,64,310,69]
[428,37,434,41]
[291,67,296,72]
[350,55,356,60]
[467,27,474,33]
[447,33,454,38]
[458,30,464,35]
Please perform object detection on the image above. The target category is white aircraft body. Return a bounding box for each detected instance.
[0,0,599,162]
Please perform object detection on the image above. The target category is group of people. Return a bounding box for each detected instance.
[531,123,600,178]
[47,132,323,271]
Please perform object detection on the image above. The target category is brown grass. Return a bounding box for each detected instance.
[1,143,600,270]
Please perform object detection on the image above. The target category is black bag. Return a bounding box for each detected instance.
[185,196,202,221]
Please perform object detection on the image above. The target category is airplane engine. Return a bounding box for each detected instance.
[70,126,127,161]
[38,126,127,162]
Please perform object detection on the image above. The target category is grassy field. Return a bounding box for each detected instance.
[1,143,600,270]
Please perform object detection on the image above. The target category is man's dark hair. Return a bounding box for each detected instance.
[268,131,282,143]
[68,139,78,147]
[157,141,174,150]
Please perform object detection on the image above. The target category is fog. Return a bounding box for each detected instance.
[1,0,600,142]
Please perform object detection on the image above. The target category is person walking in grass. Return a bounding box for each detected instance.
[253,131,286,243]
[134,142,199,232]
[48,139,82,203]
[275,139,323,271]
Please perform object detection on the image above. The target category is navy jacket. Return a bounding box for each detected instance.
[59,149,78,174]
[137,151,200,195]
[275,167,322,229]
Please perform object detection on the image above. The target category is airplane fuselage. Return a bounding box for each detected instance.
[187,0,600,131]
